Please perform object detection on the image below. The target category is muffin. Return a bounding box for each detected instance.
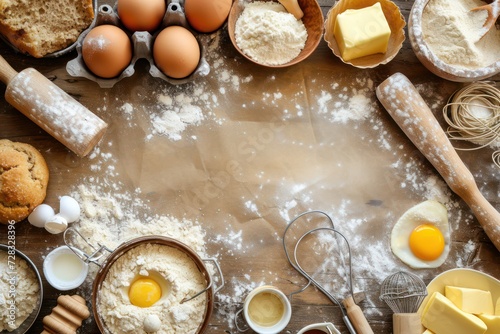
[0,140,49,224]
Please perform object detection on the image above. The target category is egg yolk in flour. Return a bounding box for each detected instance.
[129,277,162,307]
[408,224,445,261]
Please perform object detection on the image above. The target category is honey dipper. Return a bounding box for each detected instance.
[0,55,107,157]
[376,72,500,252]
[41,294,90,334]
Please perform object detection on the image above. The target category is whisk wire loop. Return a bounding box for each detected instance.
[283,211,359,334]
[379,271,428,314]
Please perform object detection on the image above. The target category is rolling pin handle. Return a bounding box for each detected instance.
[376,72,500,252]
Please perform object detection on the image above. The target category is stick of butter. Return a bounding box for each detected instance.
[421,292,487,334]
[333,2,391,61]
[477,314,500,334]
[445,286,494,315]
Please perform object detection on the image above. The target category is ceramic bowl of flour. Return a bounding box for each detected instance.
[0,245,43,334]
[92,236,223,334]
[228,0,324,67]
[409,0,500,82]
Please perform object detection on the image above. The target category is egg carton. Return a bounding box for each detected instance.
[66,0,210,88]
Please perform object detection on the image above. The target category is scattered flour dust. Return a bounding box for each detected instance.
[318,77,376,123]
[111,30,254,141]
[149,93,205,141]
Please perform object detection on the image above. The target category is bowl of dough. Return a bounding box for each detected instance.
[92,236,223,334]
[408,0,500,82]
[228,0,324,67]
[0,244,43,334]
[324,0,406,68]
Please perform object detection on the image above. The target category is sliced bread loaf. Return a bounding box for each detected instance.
[0,0,94,57]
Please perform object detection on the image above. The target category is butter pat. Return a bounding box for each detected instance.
[421,292,487,334]
[477,314,500,334]
[445,286,494,315]
[333,2,391,61]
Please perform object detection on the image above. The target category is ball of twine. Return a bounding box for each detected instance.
[442,81,500,168]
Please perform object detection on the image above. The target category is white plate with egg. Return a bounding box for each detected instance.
[417,268,500,314]
[391,200,451,269]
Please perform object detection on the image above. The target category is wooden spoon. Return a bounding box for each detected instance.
[376,73,500,252]
[471,0,500,39]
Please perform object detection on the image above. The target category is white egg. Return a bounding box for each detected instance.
[143,314,161,332]
[59,196,81,223]
[390,200,450,269]
[44,214,69,234]
[28,204,55,228]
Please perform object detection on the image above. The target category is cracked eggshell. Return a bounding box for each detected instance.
[28,204,55,228]
[60,196,81,223]
[45,214,69,234]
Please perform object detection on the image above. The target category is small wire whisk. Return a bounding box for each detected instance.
[284,211,374,334]
[379,271,428,334]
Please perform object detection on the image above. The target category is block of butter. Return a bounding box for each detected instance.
[421,292,487,334]
[333,2,391,61]
[477,314,500,334]
[445,286,494,315]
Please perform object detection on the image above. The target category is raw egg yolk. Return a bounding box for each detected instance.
[129,277,162,308]
[409,224,445,261]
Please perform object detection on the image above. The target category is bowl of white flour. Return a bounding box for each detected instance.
[0,244,42,334]
[228,0,324,67]
[92,236,222,334]
[409,0,500,82]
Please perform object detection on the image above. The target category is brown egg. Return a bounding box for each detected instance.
[117,0,166,32]
[82,25,132,79]
[153,26,200,79]
[185,0,232,33]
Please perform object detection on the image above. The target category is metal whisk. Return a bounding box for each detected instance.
[283,211,374,334]
[379,271,428,334]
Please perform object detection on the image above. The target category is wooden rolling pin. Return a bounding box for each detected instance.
[41,295,90,334]
[0,55,107,157]
[376,72,500,252]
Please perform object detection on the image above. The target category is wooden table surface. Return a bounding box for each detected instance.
[1,0,499,333]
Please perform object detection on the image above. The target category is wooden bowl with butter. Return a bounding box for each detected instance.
[324,0,406,68]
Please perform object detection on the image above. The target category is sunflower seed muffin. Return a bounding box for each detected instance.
[0,140,49,224]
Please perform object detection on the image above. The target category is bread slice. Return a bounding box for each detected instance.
[0,0,94,57]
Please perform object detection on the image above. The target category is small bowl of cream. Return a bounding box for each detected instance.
[409,0,500,82]
[43,246,89,291]
[242,285,292,333]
